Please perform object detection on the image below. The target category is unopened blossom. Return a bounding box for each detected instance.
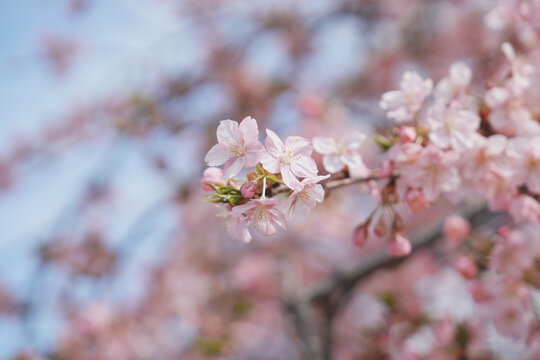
[387,233,412,257]
[509,195,540,224]
[216,205,252,243]
[398,126,417,143]
[380,71,433,123]
[426,104,480,152]
[287,175,330,223]
[443,214,471,246]
[506,137,540,193]
[312,131,368,175]
[399,145,461,201]
[201,167,226,191]
[435,62,472,101]
[260,129,318,188]
[352,222,369,247]
[454,256,478,279]
[240,182,257,199]
[405,189,429,212]
[205,117,265,178]
[232,198,287,236]
[379,160,394,178]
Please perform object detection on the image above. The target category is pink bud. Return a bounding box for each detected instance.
[379,161,394,178]
[454,256,478,279]
[469,280,489,303]
[387,233,411,257]
[240,182,257,199]
[443,215,471,246]
[398,126,417,143]
[201,167,226,191]
[352,223,369,247]
[394,212,405,232]
[405,189,429,212]
[374,214,388,237]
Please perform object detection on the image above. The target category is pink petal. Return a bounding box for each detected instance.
[312,137,337,155]
[281,164,299,189]
[217,120,240,146]
[322,154,344,173]
[291,156,318,178]
[260,152,281,174]
[223,156,246,178]
[205,143,229,166]
[285,136,313,156]
[244,142,265,167]
[265,129,284,157]
[238,116,259,145]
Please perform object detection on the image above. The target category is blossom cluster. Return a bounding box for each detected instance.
[203,41,540,261]
[202,116,330,243]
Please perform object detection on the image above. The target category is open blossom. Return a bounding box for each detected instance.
[287,175,329,223]
[490,230,534,280]
[232,198,287,236]
[312,131,368,175]
[508,195,540,224]
[201,167,226,191]
[399,145,460,201]
[260,129,318,188]
[462,134,507,180]
[380,71,433,123]
[216,205,252,243]
[205,117,265,178]
[501,42,535,95]
[435,62,472,101]
[426,104,480,151]
[506,137,540,193]
[475,168,516,211]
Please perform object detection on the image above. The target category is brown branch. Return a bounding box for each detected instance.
[284,200,489,360]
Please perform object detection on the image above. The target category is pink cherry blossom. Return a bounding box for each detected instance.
[434,62,472,101]
[506,137,540,193]
[215,205,252,243]
[380,71,433,123]
[399,145,461,201]
[475,168,516,211]
[405,189,429,213]
[352,222,369,247]
[425,104,480,151]
[509,195,540,224]
[201,167,226,191]
[490,230,533,280]
[232,198,287,236]
[462,134,507,180]
[287,175,329,223]
[312,131,367,174]
[260,129,318,188]
[443,214,471,246]
[205,116,265,178]
[387,233,412,257]
[501,42,535,95]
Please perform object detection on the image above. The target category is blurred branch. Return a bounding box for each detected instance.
[284,201,488,360]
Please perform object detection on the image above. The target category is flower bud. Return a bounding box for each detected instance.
[379,160,394,178]
[405,189,429,212]
[240,182,257,199]
[387,233,411,257]
[454,256,478,279]
[443,215,471,246]
[201,167,226,191]
[352,223,369,247]
[398,126,417,143]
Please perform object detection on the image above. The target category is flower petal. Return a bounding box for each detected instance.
[265,129,284,157]
[312,137,337,155]
[205,143,229,166]
[291,156,318,178]
[238,116,259,145]
[217,120,240,146]
[223,156,246,178]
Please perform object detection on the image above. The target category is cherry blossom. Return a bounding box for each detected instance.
[205,117,265,178]
[425,104,480,152]
[312,131,367,175]
[506,137,540,193]
[232,198,287,236]
[380,71,433,123]
[399,145,461,201]
[286,175,329,223]
[434,62,472,102]
[260,129,318,188]
[216,205,252,243]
